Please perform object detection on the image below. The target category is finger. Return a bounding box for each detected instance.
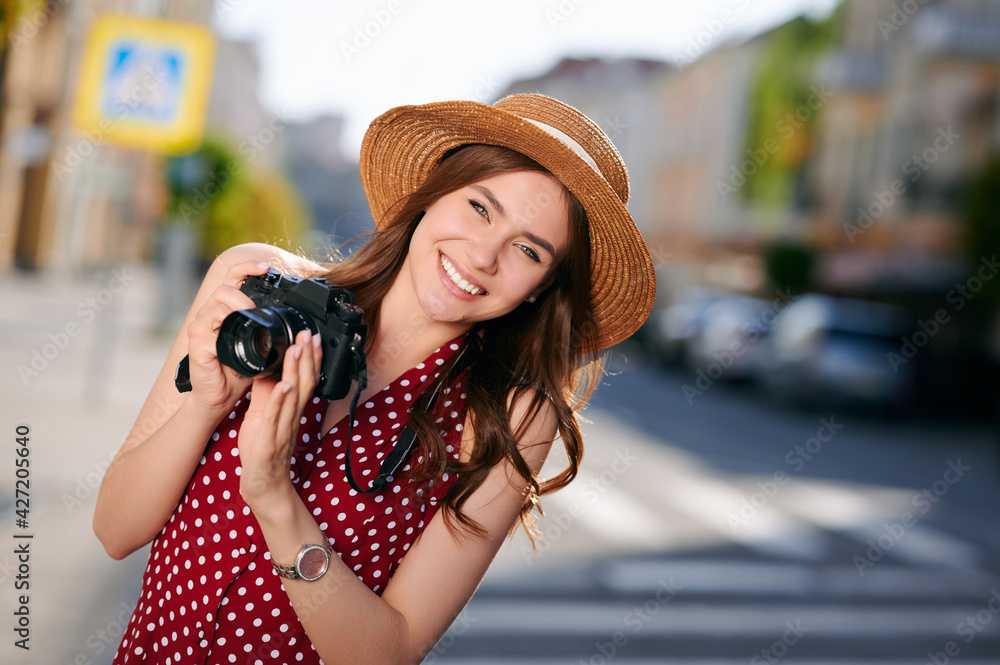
[280,333,316,433]
[192,286,257,328]
[210,284,259,313]
[223,260,272,288]
[293,331,321,403]
[310,331,323,381]
[244,380,293,477]
[203,261,271,320]
[266,362,304,455]
[187,301,249,365]
[277,335,304,407]
[276,378,303,445]
[245,376,278,418]
[190,299,244,336]
[266,380,295,444]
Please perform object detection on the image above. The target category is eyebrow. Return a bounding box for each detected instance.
[524,231,557,259]
[471,184,558,258]
[471,185,506,218]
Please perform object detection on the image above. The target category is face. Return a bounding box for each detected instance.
[399,170,571,330]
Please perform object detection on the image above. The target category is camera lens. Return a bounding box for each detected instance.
[251,326,273,359]
[217,306,316,378]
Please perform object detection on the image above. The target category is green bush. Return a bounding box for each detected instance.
[164,135,310,261]
[202,166,310,260]
[763,240,816,294]
[961,155,1000,307]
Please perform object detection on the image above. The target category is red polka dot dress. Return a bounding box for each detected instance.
[113,337,467,665]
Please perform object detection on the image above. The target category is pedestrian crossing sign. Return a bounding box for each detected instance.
[72,14,216,154]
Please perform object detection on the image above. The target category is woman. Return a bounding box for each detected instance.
[95,94,655,665]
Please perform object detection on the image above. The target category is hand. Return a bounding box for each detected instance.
[238,329,324,511]
[185,260,272,415]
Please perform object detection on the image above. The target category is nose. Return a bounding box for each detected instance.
[465,231,503,275]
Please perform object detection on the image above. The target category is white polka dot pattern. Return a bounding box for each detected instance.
[112,337,467,664]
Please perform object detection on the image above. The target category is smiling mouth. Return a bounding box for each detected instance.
[440,254,485,296]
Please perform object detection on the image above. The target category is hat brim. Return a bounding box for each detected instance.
[359,99,655,351]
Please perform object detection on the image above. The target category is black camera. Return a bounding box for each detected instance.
[175,269,367,401]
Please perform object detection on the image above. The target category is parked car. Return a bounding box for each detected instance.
[686,295,773,381]
[638,286,727,364]
[759,294,916,412]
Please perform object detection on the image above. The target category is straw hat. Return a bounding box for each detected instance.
[359,93,655,350]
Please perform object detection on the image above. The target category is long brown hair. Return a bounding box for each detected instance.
[316,144,605,539]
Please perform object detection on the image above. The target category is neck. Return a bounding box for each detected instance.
[367,270,471,377]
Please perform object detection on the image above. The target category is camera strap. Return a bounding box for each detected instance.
[343,345,463,495]
[175,355,192,393]
[343,333,421,495]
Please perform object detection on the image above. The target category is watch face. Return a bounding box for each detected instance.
[297,545,330,581]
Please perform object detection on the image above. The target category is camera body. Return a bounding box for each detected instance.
[216,268,367,401]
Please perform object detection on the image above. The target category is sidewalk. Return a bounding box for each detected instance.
[2,264,173,665]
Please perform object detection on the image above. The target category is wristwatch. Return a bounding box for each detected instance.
[272,533,333,581]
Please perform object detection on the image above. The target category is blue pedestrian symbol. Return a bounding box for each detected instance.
[101,41,186,124]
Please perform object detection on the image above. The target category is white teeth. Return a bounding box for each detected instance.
[440,255,483,296]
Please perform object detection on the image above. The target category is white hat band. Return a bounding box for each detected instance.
[524,118,604,180]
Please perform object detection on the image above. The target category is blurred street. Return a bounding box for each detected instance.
[4,2,1000,663]
[446,356,1000,663]
[3,264,1000,664]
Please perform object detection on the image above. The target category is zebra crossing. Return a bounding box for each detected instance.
[427,408,1000,664]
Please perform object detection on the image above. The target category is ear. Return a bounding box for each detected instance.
[527,274,556,302]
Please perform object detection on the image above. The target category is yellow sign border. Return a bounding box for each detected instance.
[73,14,216,154]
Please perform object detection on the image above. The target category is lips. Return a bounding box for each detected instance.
[440,253,486,296]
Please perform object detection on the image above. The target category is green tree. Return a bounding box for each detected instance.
[0,0,43,46]
[961,155,1000,308]
[164,135,310,262]
[763,240,816,294]
[202,166,310,260]
[741,8,843,209]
